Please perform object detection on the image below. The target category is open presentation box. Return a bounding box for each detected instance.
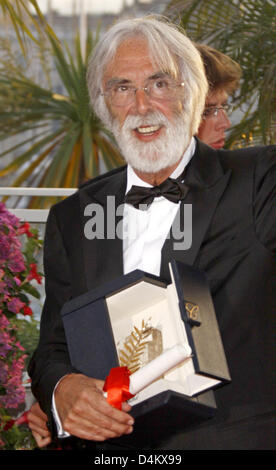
[61,260,230,446]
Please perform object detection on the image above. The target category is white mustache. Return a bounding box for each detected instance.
[122,111,169,130]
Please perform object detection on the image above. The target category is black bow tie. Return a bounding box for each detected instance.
[124,171,189,210]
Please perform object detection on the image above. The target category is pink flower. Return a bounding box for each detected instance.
[0,232,25,273]
[0,203,42,421]
[0,331,13,358]
[0,355,26,409]
[13,276,21,286]
[7,250,25,273]
[7,297,25,314]
[0,313,10,329]
[0,203,20,228]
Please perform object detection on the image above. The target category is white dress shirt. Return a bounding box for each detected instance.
[53,137,196,437]
[123,137,195,276]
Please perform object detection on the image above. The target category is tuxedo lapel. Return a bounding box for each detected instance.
[79,166,127,290]
[78,142,232,288]
[160,141,232,281]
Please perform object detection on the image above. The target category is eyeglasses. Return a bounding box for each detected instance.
[203,104,232,119]
[101,75,185,107]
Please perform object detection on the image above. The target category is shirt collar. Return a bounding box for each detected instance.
[126,137,196,193]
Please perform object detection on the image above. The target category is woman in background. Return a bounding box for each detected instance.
[196,43,242,149]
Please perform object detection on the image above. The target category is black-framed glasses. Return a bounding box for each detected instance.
[101,74,185,107]
[203,104,233,118]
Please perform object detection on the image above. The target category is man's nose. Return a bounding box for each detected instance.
[134,88,151,115]
[217,109,231,130]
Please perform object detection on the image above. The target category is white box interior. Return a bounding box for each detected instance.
[106,272,220,405]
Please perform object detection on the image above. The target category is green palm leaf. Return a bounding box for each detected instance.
[0,0,58,55]
[0,129,64,177]
[0,24,124,208]
[165,0,276,147]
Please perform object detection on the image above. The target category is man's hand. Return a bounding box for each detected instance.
[27,401,52,448]
[54,373,134,441]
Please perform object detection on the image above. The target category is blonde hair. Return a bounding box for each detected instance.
[195,43,242,94]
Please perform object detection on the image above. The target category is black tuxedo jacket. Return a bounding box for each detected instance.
[28,140,276,449]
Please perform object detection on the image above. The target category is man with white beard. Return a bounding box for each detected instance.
[28,16,276,450]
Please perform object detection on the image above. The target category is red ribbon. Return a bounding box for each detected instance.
[103,366,134,410]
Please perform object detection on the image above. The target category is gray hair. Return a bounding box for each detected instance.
[87,16,208,136]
